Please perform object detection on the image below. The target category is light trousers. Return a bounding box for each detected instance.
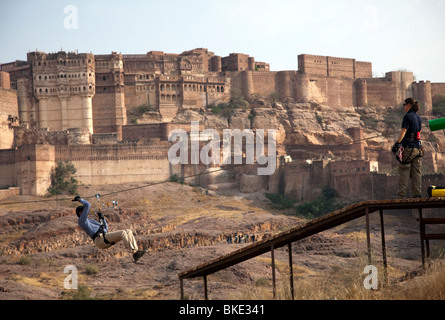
[94,229,139,254]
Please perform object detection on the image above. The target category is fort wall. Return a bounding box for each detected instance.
[124,84,154,110]
[3,49,441,135]
[27,51,96,133]
[0,149,16,189]
[92,92,125,135]
[295,74,355,108]
[269,159,331,201]
[412,81,433,115]
[0,143,172,195]
[365,78,399,107]
[297,54,372,79]
[55,144,171,186]
[271,159,445,202]
[122,123,164,140]
[0,72,19,149]
[93,53,126,132]
[431,83,445,98]
[14,144,55,196]
[1,49,444,199]
[0,71,11,90]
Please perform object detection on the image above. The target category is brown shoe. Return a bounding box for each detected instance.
[133,250,146,262]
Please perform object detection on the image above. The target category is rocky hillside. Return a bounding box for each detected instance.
[1,182,443,300]
[169,99,445,167]
[0,182,300,299]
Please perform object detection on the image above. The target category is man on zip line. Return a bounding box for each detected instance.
[72,195,146,262]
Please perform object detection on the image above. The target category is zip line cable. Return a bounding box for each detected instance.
[0,167,227,206]
[0,121,437,207]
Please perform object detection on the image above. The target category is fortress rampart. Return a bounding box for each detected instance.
[3,49,444,135]
[1,48,445,197]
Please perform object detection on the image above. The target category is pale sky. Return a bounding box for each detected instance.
[1,0,444,82]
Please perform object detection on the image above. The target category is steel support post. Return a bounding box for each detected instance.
[203,275,208,300]
[365,206,371,264]
[271,244,276,299]
[419,208,426,268]
[379,210,388,285]
[288,243,294,300]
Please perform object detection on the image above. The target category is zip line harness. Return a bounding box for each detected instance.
[91,194,116,246]
[392,131,424,164]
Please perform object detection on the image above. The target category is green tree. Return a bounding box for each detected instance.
[47,161,79,195]
[295,185,344,219]
[265,192,296,210]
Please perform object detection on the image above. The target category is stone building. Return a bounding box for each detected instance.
[1,48,445,198]
[3,48,444,135]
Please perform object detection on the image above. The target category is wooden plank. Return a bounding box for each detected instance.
[424,234,445,240]
[422,218,445,225]
[178,198,445,279]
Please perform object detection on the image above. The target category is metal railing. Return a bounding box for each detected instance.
[178,197,445,300]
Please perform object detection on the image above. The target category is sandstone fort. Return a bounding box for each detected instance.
[1,48,445,200]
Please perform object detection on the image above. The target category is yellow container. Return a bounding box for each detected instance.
[427,185,445,197]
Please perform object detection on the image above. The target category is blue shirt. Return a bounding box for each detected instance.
[78,199,108,239]
[401,109,422,148]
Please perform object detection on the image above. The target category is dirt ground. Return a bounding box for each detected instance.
[0,182,442,300]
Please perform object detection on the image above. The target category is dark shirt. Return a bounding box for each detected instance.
[401,109,422,148]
